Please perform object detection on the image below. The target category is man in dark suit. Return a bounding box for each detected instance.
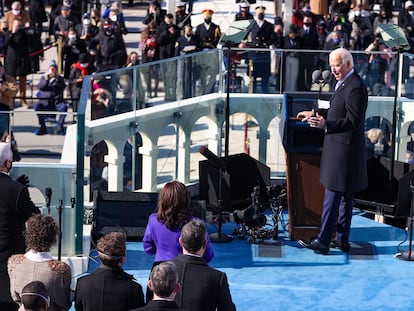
[130,261,182,311]
[156,13,180,101]
[298,14,319,91]
[75,232,145,311]
[175,24,201,99]
[239,6,273,93]
[297,48,368,255]
[0,142,39,311]
[172,220,236,311]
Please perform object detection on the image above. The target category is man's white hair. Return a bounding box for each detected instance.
[0,142,12,166]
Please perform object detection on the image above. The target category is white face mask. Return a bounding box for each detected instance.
[83,19,91,26]
[110,15,117,22]
[68,34,76,40]
[355,10,361,17]
[12,9,20,15]
[80,63,88,68]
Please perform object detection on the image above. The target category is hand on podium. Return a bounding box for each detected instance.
[297,110,326,129]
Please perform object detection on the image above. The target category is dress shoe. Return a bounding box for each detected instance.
[298,238,329,255]
[34,127,47,135]
[55,127,65,135]
[330,240,351,253]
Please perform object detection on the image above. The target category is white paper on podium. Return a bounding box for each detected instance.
[318,99,330,109]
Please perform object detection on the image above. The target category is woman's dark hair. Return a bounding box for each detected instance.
[21,281,49,311]
[97,231,126,268]
[25,214,58,252]
[156,181,191,230]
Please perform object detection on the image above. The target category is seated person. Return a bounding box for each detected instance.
[34,61,67,135]
[172,219,236,311]
[21,281,50,311]
[130,261,181,311]
[75,232,145,311]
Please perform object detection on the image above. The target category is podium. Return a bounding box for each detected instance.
[282,92,330,240]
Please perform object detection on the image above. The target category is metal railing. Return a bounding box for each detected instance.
[6,47,414,256]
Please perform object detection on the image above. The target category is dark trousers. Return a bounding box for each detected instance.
[35,102,67,130]
[318,188,354,246]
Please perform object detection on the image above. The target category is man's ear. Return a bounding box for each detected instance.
[5,160,11,170]
[179,236,184,247]
[148,279,154,291]
[174,282,181,294]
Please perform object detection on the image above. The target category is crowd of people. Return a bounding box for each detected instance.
[0,0,413,135]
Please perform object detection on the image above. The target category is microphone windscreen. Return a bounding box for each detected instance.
[312,70,322,82]
[322,70,332,83]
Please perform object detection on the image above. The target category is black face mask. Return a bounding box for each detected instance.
[105,29,114,36]
[258,13,264,20]
[204,18,211,24]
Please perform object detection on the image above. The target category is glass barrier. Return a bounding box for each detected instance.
[5,48,414,257]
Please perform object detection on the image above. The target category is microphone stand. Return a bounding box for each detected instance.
[57,199,63,261]
[209,166,233,243]
[396,181,414,261]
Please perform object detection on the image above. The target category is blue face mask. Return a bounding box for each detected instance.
[333,38,340,44]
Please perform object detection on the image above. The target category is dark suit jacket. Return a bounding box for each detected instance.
[172,254,236,311]
[130,299,181,310]
[0,173,39,305]
[320,71,368,193]
[74,265,145,311]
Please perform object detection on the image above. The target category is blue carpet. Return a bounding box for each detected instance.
[74,211,414,311]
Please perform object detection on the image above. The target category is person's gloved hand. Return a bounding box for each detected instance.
[16,174,30,187]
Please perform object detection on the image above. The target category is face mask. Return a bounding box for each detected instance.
[83,19,91,26]
[12,9,20,15]
[204,18,211,24]
[80,63,88,68]
[110,15,117,22]
[105,29,113,35]
[410,10,414,17]
[333,38,340,44]
[258,13,264,20]
[355,10,361,17]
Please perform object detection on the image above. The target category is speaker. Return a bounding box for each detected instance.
[92,191,159,242]
[354,157,414,218]
[199,153,271,211]
[91,191,207,242]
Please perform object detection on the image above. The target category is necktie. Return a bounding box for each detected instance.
[335,81,342,91]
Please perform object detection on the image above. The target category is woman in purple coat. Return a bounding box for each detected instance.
[142,180,214,300]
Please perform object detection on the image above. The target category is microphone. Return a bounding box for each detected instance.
[45,187,52,214]
[322,70,332,84]
[199,146,226,170]
[312,70,322,83]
